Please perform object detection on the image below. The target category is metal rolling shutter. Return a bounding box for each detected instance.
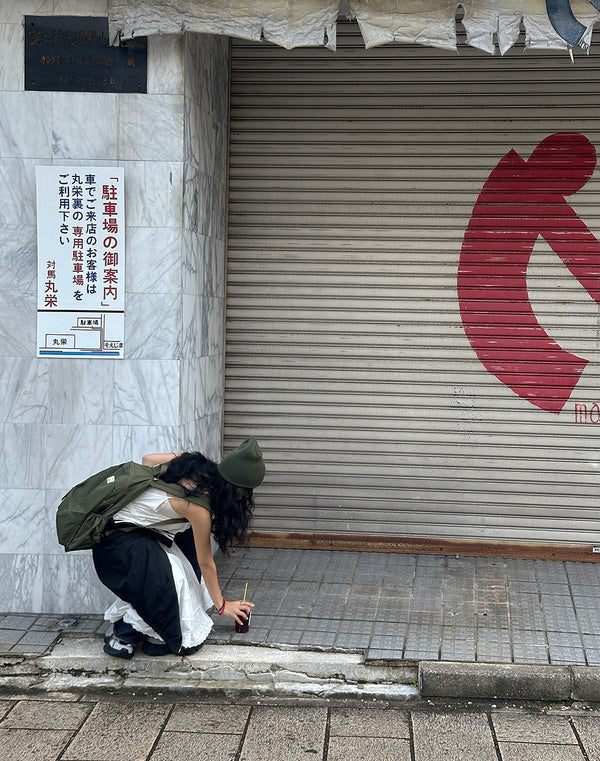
[225,21,600,551]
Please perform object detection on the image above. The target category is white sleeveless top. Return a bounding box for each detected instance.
[113,486,190,539]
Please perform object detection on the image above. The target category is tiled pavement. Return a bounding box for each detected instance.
[4,694,600,761]
[3,694,600,761]
[0,613,106,657]
[3,548,600,666]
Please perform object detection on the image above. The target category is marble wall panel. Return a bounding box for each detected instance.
[112,424,180,462]
[184,99,203,174]
[0,157,51,226]
[43,359,115,425]
[118,94,184,162]
[0,224,36,293]
[180,412,222,461]
[148,34,184,96]
[0,489,57,554]
[202,352,224,415]
[189,34,229,118]
[182,159,200,234]
[42,553,113,614]
[210,38,230,116]
[216,118,228,179]
[197,172,227,240]
[113,359,179,426]
[203,412,223,459]
[202,295,225,357]
[0,358,47,423]
[0,291,36,357]
[180,355,204,424]
[50,157,117,169]
[0,19,231,612]
[179,354,224,425]
[125,291,180,360]
[203,233,225,298]
[127,226,183,294]
[183,31,228,483]
[182,227,204,296]
[0,553,45,611]
[0,24,24,92]
[1,1,53,24]
[1,423,45,489]
[183,96,197,170]
[183,32,202,102]
[122,160,183,229]
[51,92,118,160]
[201,114,223,179]
[0,92,53,158]
[52,0,108,14]
[40,423,114,490]
[180,293,203,359]
[0,357,114,425]
[197,117,227,188]
[210,172,228,241]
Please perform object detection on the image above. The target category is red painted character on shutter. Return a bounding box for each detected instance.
[458,132,600,413]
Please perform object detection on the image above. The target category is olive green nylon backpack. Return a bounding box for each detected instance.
[56,460,209,552]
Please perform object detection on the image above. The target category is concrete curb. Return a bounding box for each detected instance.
[419,661,600,701]
[4,638,599,703]
[0,638,418,700]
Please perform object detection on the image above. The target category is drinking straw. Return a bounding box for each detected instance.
[242,582,248,602]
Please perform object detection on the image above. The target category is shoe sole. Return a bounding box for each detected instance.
[180,643,204,655]
[103,641,134,660]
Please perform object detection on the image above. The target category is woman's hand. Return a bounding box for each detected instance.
[222,599,254,625]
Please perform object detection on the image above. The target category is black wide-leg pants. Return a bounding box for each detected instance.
[93,526,200,654]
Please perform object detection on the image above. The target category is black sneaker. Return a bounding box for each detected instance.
[180,643,204,656]
[141,640,171,656]
[103,635,134,660]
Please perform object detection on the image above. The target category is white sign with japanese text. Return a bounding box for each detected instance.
[36,166,125,358]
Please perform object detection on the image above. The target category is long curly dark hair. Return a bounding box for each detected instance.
[209,470,254,552]
[162,452,254,552]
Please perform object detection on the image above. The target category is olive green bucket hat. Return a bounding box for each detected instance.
[217,437,265,489]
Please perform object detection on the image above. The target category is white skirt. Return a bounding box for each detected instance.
[104,540,214,649]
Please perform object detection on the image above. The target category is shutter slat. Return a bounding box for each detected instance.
[225,22,600,549]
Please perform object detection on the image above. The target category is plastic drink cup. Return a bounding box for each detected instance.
[235,611,250,634]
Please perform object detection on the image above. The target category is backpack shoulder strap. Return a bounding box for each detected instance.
[151,474,211,512]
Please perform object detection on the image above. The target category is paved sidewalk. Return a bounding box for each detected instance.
[3,548,600,700]
[214,548,600,666]
[3,548,599,665]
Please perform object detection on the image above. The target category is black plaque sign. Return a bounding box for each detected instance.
[25,16,147,93]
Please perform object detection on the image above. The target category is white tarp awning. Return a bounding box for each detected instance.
[107,0,600,55]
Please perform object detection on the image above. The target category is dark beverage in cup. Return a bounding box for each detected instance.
[235,611,250,634]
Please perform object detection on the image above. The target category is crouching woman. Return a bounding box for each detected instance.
[93,437,265,659]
